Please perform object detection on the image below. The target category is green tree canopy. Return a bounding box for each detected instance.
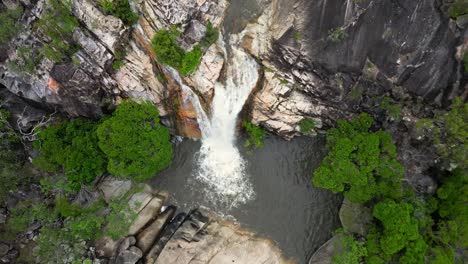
[312,113,404,203]
[33,119,106,190]
[97,100,172,181]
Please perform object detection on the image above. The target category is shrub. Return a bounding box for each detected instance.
[380,96,401,121]
[298,118,315,133]
[33,119,106,190]
[104,199,137,240]
[99,0,139,26]
[0,108,26,203]
[36,0,80,62]
[448,0,468,18]
[180,45,202,76]
[312,113,404,203]
[152,24,218,76]
[200,22,219,47]
[97,100,173,180]
[417,97,467,170]
[328,27,348,43]
[332,233,367,264]
[243,121,267,149]
[151,28,185,69]
[0,7,23,45]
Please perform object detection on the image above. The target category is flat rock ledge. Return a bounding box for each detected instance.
[94,177,290,264]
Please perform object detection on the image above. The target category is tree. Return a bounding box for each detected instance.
[97,100,172,180]
[372,199,420,255]
[312,113,404,203]
[33,119,106,190]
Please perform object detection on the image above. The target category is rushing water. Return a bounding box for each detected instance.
[150,136,342,263]
[168,36,259,207]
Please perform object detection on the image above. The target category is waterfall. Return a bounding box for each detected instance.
[167,38,258,207]
[196,46,258,207]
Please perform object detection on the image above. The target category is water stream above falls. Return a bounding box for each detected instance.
[150,135,342,263]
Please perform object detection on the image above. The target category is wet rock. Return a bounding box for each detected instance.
[308,234,344,264]
[136,206,175,254]
[339,199,372,236]
[154,209,289,264]
[186,43,224,103]
[144,212,187,263]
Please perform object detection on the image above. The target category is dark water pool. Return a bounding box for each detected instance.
[149,135,342,263]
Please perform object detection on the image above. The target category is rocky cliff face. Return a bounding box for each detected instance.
[0,0,227,137]
[0,0,465,139]
[243,0,466,138]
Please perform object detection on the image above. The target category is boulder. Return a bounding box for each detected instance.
[97,176,132,203]
[128,193,166,235]
[136,206,175,254]
[308,234,344,264]
[115,246,142,264]
[338,199,372,236]
[153,209,289,264]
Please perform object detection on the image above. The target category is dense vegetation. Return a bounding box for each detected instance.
[5,188,137,263]
[0,107,27,203]
[1,100,171,262]
[33,100,172,185]
[97,100,173,180]
[312,113,404,203]
[0,7,23,45]
[298,118,316,134]
[312,102,467,264]
[151,23,219,76]
[243,121,267,150]
[33,119,106,190]
[98,0,139,26]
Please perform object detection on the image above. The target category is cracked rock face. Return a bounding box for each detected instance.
[244,0,465,139]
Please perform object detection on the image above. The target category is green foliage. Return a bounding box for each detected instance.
[312,113,404,203]
[33,119,106,190]
[298,118,315,133]
[104,198,137,240]
[293,31,302,40]
[112,49,126,70]
[448,0,468,18]
[380,96,402,121]
[243,121,267,149]
[180,45,202,76]
[152,24,218,76]
[0,7,23,45]
[332,234,367,264]
[7,45,40,74]
[418,98,467,170]
[328,27,348,43]
[99,0,139,26]
[436,169,468,248]
[151,28,185,69]
[36,0,80,62]
[97,100,173,181]
[201,22,219,47]
[372,199,420,255]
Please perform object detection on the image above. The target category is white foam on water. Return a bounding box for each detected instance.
[167,36,259,208]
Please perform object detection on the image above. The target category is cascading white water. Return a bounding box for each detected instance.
[196,45,258,206]
[167,36,258,207]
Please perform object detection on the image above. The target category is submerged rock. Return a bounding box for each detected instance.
[308,234,344,264]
